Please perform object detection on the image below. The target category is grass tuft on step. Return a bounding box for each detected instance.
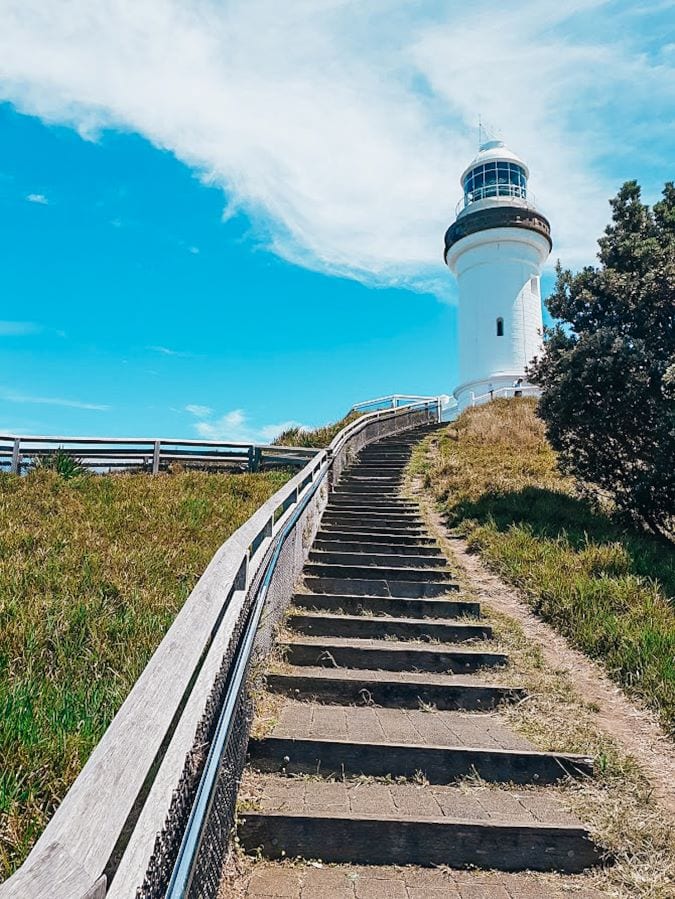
[0,467,289,880]
[414,398,675,736]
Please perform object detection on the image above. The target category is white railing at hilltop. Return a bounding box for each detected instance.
[352,394,442,414]
[0,399,442,899]
[0,435,317,475]
[469,385,540,406]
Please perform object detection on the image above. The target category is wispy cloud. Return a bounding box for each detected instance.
[185,403,212,418]
[26,192,48,205]
[192,407,308,443]
[0,1,671,292]
[147,345,192,358]
[0,388,110,411]
[0,320,40,336]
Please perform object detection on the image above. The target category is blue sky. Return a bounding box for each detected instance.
[0,0,673,440]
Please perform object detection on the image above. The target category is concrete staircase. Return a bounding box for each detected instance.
[239,425,600,874]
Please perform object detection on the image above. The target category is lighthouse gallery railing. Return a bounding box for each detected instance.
[0,400,441,899]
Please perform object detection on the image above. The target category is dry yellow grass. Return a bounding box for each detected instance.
[413,398,675,735]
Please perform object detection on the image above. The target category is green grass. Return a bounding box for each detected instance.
[272,411,361,448]
[415,398,675,736]
[0,467,289,879]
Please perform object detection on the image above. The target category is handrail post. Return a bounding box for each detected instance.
[152,441,161,475]
[10,438,20,475]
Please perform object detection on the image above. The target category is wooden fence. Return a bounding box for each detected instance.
[0,435,318,475]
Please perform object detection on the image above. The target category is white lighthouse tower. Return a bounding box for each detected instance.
[444,139,552,409]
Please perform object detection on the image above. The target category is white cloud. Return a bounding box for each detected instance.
[26,192,48,205]
[0,1,672,293]
[0,388,110,411]
[147,344,192,357]
[0,320,39,336]
[192,408,309,443]
[185,403,212,417]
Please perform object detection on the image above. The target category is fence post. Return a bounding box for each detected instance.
[11,438,20,474]
[248,446,262,473]
[152,441,161,475]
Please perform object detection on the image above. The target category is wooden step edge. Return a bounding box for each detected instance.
[237,811,602,873]
[247,736,595,784]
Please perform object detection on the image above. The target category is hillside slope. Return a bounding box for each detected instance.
[0,468,289,879]
[415,398,675,735]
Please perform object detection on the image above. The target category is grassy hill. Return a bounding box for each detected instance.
[0,467,289,879]
[414,398,675,735]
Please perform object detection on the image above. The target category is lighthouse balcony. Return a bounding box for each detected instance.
[455,188,537,219]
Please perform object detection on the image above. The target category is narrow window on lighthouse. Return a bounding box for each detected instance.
[496,317,504,337]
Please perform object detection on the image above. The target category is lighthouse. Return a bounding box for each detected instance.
[444,139,552,409]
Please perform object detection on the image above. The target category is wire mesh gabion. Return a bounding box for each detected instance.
[134,404,437,899]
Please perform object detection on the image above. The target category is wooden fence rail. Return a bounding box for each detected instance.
[0,435,318,475]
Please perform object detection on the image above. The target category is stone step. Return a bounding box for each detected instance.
[313,539,443,556]
[266,667,524,710]
[279,638,505,672]
[304,576,458,598]
[247,736,594,784]
[238,778,600,872]
[291,593,480,619]
[286,613,491,642]
[304,562,454,582]
[308,550,447,569]
[317,528,436,545]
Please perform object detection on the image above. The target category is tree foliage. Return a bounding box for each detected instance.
[530,181,675,538]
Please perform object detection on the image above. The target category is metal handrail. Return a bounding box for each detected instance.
[352,394,441,412]
[470,385,540,406]
[455,188,537,217]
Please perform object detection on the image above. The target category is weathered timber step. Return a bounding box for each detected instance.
[304,563,454,582]
[323,511,424,525]
[305,576,458,598]
[332,485,407,495]
[279,638,506,672]
[308,550,447,569]
[328,497,416,508]
[317,528,436,545]
[247,736,595,784]
[326,503,420,513]
[326,506,422,516]
[238,810,600,873]
[265,668,524,709]
[291,593,480,619]
[286,612,492,642]
[313,540,444,556]
[339,474,403,482]
[319,522,427,538]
